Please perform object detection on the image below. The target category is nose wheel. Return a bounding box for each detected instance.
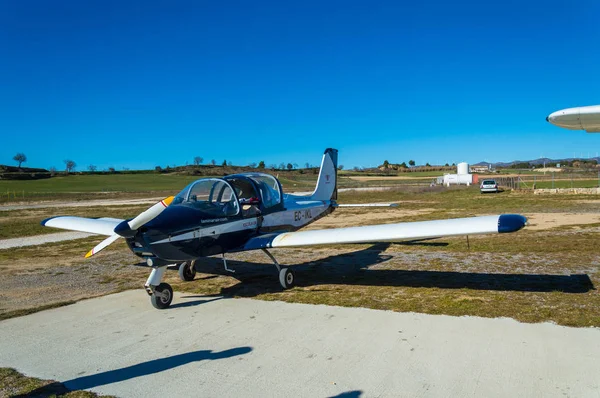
[150,282,173,309]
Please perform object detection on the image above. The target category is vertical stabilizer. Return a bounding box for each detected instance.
[311,148,338,201]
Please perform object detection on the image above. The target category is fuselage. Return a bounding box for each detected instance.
[126,174,335,263]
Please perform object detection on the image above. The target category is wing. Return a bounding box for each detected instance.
[334,203,399,208]
[41,216,124,236]
[241,214,526,250]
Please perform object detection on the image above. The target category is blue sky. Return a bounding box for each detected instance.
[1,0,599,170]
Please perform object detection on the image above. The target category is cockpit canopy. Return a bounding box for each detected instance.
[172,173,283,218]
[225,173,282,209]
[173,178,239,217]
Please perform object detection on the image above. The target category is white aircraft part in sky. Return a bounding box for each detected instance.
[546,105,600,132]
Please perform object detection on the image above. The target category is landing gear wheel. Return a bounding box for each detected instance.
[151,283,173,309]
[178,260,196,281]
[279,268,295,289]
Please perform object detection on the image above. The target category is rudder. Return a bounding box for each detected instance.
[311,148,338,201]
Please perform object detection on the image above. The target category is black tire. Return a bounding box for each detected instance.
[151,283,173,309]
[279,268,295,289]
[178,261,196,281]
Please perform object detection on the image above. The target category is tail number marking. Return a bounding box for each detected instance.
[294,210,313,222]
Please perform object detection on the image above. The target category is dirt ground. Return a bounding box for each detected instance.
[525,212,600,230]
[349,176,434,181]
[1,189,599,326]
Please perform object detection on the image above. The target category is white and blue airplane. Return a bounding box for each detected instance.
[42,149,527,309]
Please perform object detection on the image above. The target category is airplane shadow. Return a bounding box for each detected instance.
[169,296,222,309]
[191,243,594,296]
[18,347,252,396]
[329,391,363,398]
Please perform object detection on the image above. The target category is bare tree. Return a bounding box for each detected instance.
[338,165,344,170]
[278,162,285,170]
[305,162,310,169]
[194,156,203,165]
[64,159,76,173]
[248,162,257,168]
[293,163,298,169]
[211,159,216,166]
[88,165,97,172]
[49,166,57,176]
[286,163,293,170]
[227,161,233,166]
[222,159,227,166]
[13,153,26,169]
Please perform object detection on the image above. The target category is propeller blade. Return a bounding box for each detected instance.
[127,196,174,230]
[85,196,174,258]
[85,234,120,258]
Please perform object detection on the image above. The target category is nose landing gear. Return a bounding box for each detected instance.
[145,265,174,309]
[150,283,173,309]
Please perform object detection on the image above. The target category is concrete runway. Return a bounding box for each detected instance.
[0,291,599,398]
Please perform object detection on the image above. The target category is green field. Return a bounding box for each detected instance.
[0,172,435,203]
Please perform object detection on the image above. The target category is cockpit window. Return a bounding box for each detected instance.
[173,179,239,217]
[248,174,281,208]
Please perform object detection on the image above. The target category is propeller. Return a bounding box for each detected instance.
[85,196,174,258]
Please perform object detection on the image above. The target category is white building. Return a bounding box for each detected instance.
[438,162,474,186]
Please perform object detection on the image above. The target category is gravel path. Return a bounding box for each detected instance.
[0,197,163,211]
[0,232,94,249]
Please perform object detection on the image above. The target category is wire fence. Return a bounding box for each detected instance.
[492,172,600,190]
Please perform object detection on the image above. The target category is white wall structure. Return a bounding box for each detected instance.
[457,162,469,175]
[443,173,473,186]
[441,162,473,186]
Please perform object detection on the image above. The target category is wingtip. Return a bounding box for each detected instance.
[498,214,527,233]
[40,216,57,226]
[85,250,93,258]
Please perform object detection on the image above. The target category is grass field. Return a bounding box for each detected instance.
[0,172,437,203]
[1,186,599,327]
[0,368,108,397]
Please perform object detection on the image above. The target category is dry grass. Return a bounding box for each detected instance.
[0,367,112,397]
[1,188,599,327]
[0,205,149,239]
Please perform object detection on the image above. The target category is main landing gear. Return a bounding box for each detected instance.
[178,260,197,281]
[262,248,295,289]
[145,250,296,309]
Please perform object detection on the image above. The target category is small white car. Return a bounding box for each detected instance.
[480,179,499,193]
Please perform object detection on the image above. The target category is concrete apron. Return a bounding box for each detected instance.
[0,290,598,398]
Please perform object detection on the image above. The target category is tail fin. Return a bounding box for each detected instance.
[311,148,338,201]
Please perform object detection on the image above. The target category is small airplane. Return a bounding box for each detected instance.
[547,105,600,133]
[42,149,527,309]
